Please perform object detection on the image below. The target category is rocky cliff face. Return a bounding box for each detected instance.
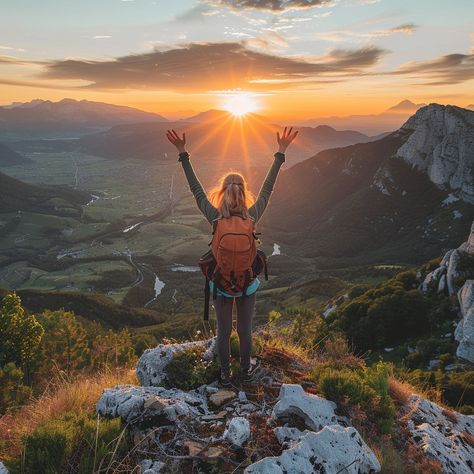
[421,220,474,363]
[396,104,474,203]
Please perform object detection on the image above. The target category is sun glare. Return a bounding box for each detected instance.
[222,93,259,117]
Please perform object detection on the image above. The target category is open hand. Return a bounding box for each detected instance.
[166,129,186,153]
[277,126,298,153]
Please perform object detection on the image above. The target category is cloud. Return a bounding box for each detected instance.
[174,4,216,22]
[314,23,418,41]
[0,45,25,52]
[241,31,289,52]
[93,35,113,39]
[387,23,417,34]
[208,0,332,13]
[39,41,388,92]
[390,53,474,85]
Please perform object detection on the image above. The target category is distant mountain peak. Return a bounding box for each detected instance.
[385,99,426,114]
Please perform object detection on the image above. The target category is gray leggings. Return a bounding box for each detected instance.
[214,292,256,373]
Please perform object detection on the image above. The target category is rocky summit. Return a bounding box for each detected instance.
[396,104,474,203]
[94,335,474,473]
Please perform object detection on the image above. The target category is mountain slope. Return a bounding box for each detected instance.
[77,109,378,165]
[0,98,168,139]
[0,143,30,166]
[0,170,89,214]
[299,100,427,135]
[263,104,474,264]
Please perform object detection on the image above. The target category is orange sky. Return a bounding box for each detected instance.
[0,0,472,120]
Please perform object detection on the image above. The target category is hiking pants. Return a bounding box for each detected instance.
[214,292,256,373]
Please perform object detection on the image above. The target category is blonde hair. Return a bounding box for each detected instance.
[209,172,255,219]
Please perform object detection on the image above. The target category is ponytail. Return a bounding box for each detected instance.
[209,172,255,219]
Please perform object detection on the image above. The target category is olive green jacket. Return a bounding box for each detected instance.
[178,150,285,224]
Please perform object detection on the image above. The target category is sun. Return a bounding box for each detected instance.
[222,93,259,117]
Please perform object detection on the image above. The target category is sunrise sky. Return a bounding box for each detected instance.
[0,0,472,120]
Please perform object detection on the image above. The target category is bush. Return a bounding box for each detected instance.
[312,361,395,434]
[18,412,127,474]
[165,347,220,391]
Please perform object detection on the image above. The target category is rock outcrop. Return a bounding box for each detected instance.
[455,280,474,363]
[96,340,384,473]
[136,338,215,387]
[396,104,474,203]
[402,394,474,473]
[94,335,474,472]
[420,220,474,363]
[245,425,381,474]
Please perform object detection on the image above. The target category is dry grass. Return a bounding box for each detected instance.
[462,430,474,448]
[256,328,311,363]
[441,408,459,424]
[0,367,137,460]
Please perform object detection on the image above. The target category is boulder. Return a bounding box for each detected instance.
[96,384,209,424]
[136,338,216,387]
[271,384,338,431]
[244,425,381,474]
[223,417,251,447]
[455,280,474,363]
[404,394,474,473]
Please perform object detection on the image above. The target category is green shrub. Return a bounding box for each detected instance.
[312,361,395,434]
[19,412,127,474]
[165,346,220,390]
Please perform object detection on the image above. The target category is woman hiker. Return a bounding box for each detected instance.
[166,127,298,387]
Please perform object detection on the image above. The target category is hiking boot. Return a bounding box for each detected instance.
[219,369,232,388]
[239,360,259,383]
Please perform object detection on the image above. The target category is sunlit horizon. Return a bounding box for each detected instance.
[0,1,472,120]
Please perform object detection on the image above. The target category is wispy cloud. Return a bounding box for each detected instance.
[389,53,474,85]
[93,35,113,39]
[314,23,418,41]
[208,0,332,13]
[0,45,25,52]
[38,41,388,92]
[241,31,289,52]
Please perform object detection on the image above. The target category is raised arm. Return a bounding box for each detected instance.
[249,126,298,223]
[166,129,218,224]
[248,152,285,223]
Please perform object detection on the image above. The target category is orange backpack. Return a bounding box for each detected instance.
[199,213,268,320]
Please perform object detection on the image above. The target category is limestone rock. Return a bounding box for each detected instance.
[244,425,381,474]
[466,221,474,254]
[396,104,474,203]
[271,384,338,431]
[140,459,165,473]
[96,384,209,424]
[223,417,251,446]
[404,393,474,473]
[209,389,236,407]
[455,280,474,363]
[136,338,216,387]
